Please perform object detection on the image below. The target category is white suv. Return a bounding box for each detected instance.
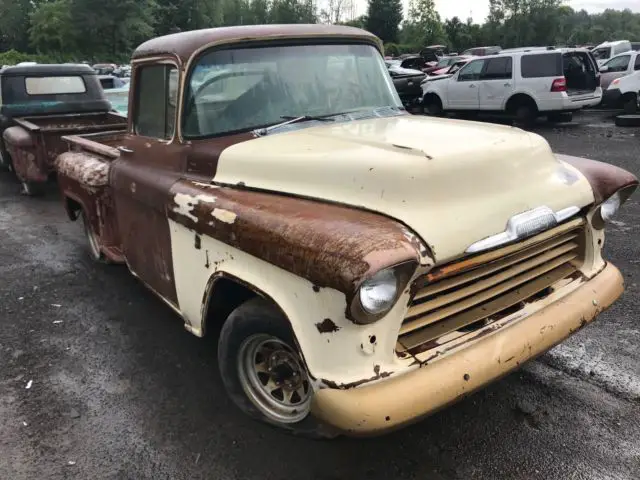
[422,48,602,126]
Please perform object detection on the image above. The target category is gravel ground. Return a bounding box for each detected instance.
[1,110,639,480]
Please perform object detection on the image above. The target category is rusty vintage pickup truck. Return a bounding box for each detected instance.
[0,64,126,195]
[54,25,637,438]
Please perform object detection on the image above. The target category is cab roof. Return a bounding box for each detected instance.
[0,64,96,77]
[132,24,382,63]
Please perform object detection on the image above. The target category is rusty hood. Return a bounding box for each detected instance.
[213,115,595,263]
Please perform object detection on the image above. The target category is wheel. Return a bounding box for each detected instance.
[615,114,640,127]
[21,181,45,196]
[622,93,638,114]
[513,104,537,128]
[547,112,573,123]
[82,211,109,263]
[0,149,13,172]
[423,95,443,116]
[218,297,337,439]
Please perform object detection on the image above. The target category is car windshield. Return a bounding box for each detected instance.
[183,43,401,138]
[436,58,452,68]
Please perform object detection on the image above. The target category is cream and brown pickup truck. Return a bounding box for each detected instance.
[54,25,638,438]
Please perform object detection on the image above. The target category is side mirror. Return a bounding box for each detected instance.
[599,66,609,73]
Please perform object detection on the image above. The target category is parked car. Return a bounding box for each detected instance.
[386,61,426,108]
[632,42,640,51]
[422,48,602,126]
[104,85,130,116]
[602,68,640,113]
[0,64,127,195]
[461,46,502,56]
[598,50,640,90]
[388,55,429,72]
[98,74,127,89]
[427,56,474,76]
[52,24,637,439]
[592,40,632,66]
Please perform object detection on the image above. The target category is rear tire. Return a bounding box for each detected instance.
[622,93,638,114]
[218,297,337,439]
[83,211,109,263]
[512,104,537,129]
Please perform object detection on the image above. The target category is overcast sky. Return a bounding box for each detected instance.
[350,0,640,21]
[433,0,640,23]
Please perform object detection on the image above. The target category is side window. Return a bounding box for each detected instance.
[635,55,640,71]
[458,60,485,81]
[134,64,178,140]
[482,57,513,80]
[605,55,630,72]
[521,53,562,78]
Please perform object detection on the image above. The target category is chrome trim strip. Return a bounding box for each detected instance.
[466,206,581,254]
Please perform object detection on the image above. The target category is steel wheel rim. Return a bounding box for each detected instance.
[237,334,312,424]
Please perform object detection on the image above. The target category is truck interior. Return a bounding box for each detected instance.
[562,51,599,95]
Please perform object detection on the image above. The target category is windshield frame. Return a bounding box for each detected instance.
[180,39,400,140]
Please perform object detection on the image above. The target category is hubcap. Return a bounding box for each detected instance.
[237,334,312,424]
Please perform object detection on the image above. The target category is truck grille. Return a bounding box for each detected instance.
[397,218,586,357]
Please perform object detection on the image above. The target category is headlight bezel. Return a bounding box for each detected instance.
[349,261,417,325]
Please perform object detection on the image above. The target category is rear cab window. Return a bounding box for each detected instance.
[520,53,562,78]
[25,76,86,95]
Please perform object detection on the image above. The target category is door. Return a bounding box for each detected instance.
[478,57,513,110]
[111,60,185,306]
[600,54,631,89]
[448,59,484,109]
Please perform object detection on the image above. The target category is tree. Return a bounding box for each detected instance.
[29,0,74,57]
[366,0,402,43]
[0,0,34,52]
[402,0,444,47]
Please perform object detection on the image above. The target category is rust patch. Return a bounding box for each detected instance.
[167,179,423,299]
[55,152,110,187]
[315,318,340,333]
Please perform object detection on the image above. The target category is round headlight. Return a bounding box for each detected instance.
[600,191,622,222]
[359,269,398,315]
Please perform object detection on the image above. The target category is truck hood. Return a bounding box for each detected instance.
[214,115,595,263]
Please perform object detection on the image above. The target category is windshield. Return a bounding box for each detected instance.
[436,57,453,68]
[183,43,401,138]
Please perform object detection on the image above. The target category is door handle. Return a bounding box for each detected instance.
[469,84,477,88]
[117,146,134,154]
[504,82,512,87]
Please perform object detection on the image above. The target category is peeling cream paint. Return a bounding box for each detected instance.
[212,208,237,224]
[172,193,199,223]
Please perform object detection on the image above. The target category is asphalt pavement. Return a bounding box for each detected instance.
[1,110,639,480]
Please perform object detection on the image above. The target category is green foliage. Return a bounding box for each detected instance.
[366,0,403,43]
[384,43,400,57]
[0,49,40,66]
[0,0,637,63]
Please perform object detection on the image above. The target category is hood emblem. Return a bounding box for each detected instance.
[466,206,581,254]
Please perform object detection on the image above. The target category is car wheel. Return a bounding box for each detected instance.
[21,181,45,196]
[622,93,638,114]
[513,104,537,128]
[82,211,110,263]
[218,297,338,439]
[615,114,640,127]
[547,112,573,123]
[423,95,443,116]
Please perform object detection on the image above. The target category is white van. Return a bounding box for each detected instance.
[422,48,602,126]
[592,41,632,66]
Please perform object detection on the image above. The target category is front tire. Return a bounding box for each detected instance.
[423,94,443,116]
[218,297,337,439]
[0,149,13,172]
[83,212,109,263]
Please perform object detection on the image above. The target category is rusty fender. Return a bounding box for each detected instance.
[167,179,423,302]
[55,151,110,188]
[558,154,639,204]
[3,126,46,183]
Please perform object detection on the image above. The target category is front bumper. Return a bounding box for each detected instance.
[311,263,624,436]
[601,88,622,107]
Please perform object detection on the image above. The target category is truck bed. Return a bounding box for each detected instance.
[14,111,126,134]
[61,130,125,160]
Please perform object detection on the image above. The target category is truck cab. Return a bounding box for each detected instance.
[54,25,637,438]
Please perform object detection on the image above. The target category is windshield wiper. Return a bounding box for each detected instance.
[255,115,335,136]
